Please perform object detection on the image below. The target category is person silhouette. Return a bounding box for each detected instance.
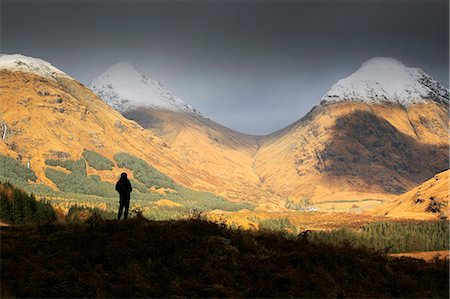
[116,172,132,220]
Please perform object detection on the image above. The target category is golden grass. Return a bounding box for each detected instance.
[371,170,449,220]
[153,199,183,208]
[207,210,396,231]
[389,250,450,261]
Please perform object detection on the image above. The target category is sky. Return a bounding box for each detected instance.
[1,0,448,135]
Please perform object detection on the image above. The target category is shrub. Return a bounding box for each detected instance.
[285,197,312,210]
[1,217,448,298]
[15,153,254,213]
[0,155,37,182]
[0,175,54,195]
[82,149,114,170]
[143,207,182,221]
[172,186,255,212]
[129,179,149,193]
[66,205,116,224]
[45,168,116,198]
[115,153,255,211]
[45,158,86,176]
[114,153,176,189]
[259,217,298,235]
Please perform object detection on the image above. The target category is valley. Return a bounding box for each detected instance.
[1,2,448,297]
[0,54,448,299]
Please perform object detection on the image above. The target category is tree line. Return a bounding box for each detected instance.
[0,182,56,224]
[307,220,449,253]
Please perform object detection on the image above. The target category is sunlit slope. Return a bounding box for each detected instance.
[371,170,449,220]
[90,60,279,206]
[255,101,449,204]
[0,70,150,184]
[123,108,279,207]
[0,70,232,196]
[0,69,277,207]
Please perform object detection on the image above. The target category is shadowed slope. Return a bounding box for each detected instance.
[255,102,449,205]
[1,217,448,298]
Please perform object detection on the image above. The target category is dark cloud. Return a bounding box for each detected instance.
[1,0,448,134]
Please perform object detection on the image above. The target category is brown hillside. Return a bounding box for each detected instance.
[0,70,278,207]
[0,70,179,186]
[255,102,449,205]
[371,170,449,220]
[123,108,278,206]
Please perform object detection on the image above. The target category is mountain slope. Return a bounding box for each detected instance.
[1,54,448,212]
[91,62,278,207]
[0,54,275,208]
[255,58,449,206]
[92,57,448,209]
[371,170,449,220]
[122,107,278,206]
[0,56,173,186]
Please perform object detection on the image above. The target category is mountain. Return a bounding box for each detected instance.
[91,62,277,207]
[0,54,176,185]
[90,62,199,114]
[321,57,449,107]
[91,57,448,210]
[371,170,449,220]
[0,54,274,210]
[1,54,448,213]
[254,57,449,207]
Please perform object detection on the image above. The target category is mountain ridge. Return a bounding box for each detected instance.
[2,54,449,138]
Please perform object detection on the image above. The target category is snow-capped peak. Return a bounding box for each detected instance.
[0,54,68,80]
[90,62,199,114]
[321,57,449,107]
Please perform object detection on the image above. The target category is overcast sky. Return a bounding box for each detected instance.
[1,0,448,135]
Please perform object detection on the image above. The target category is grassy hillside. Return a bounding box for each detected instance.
[1,216,448,298]
[373,170,449,220]
[0,152,254,214]
[0,69,272,207]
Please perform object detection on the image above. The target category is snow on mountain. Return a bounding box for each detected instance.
[322,57,449,107]
[91,62,199,114]
[0,54,68,80]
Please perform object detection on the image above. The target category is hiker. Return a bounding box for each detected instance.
[116,172,133,220]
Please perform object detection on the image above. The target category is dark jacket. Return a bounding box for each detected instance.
[115,178,132,195]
